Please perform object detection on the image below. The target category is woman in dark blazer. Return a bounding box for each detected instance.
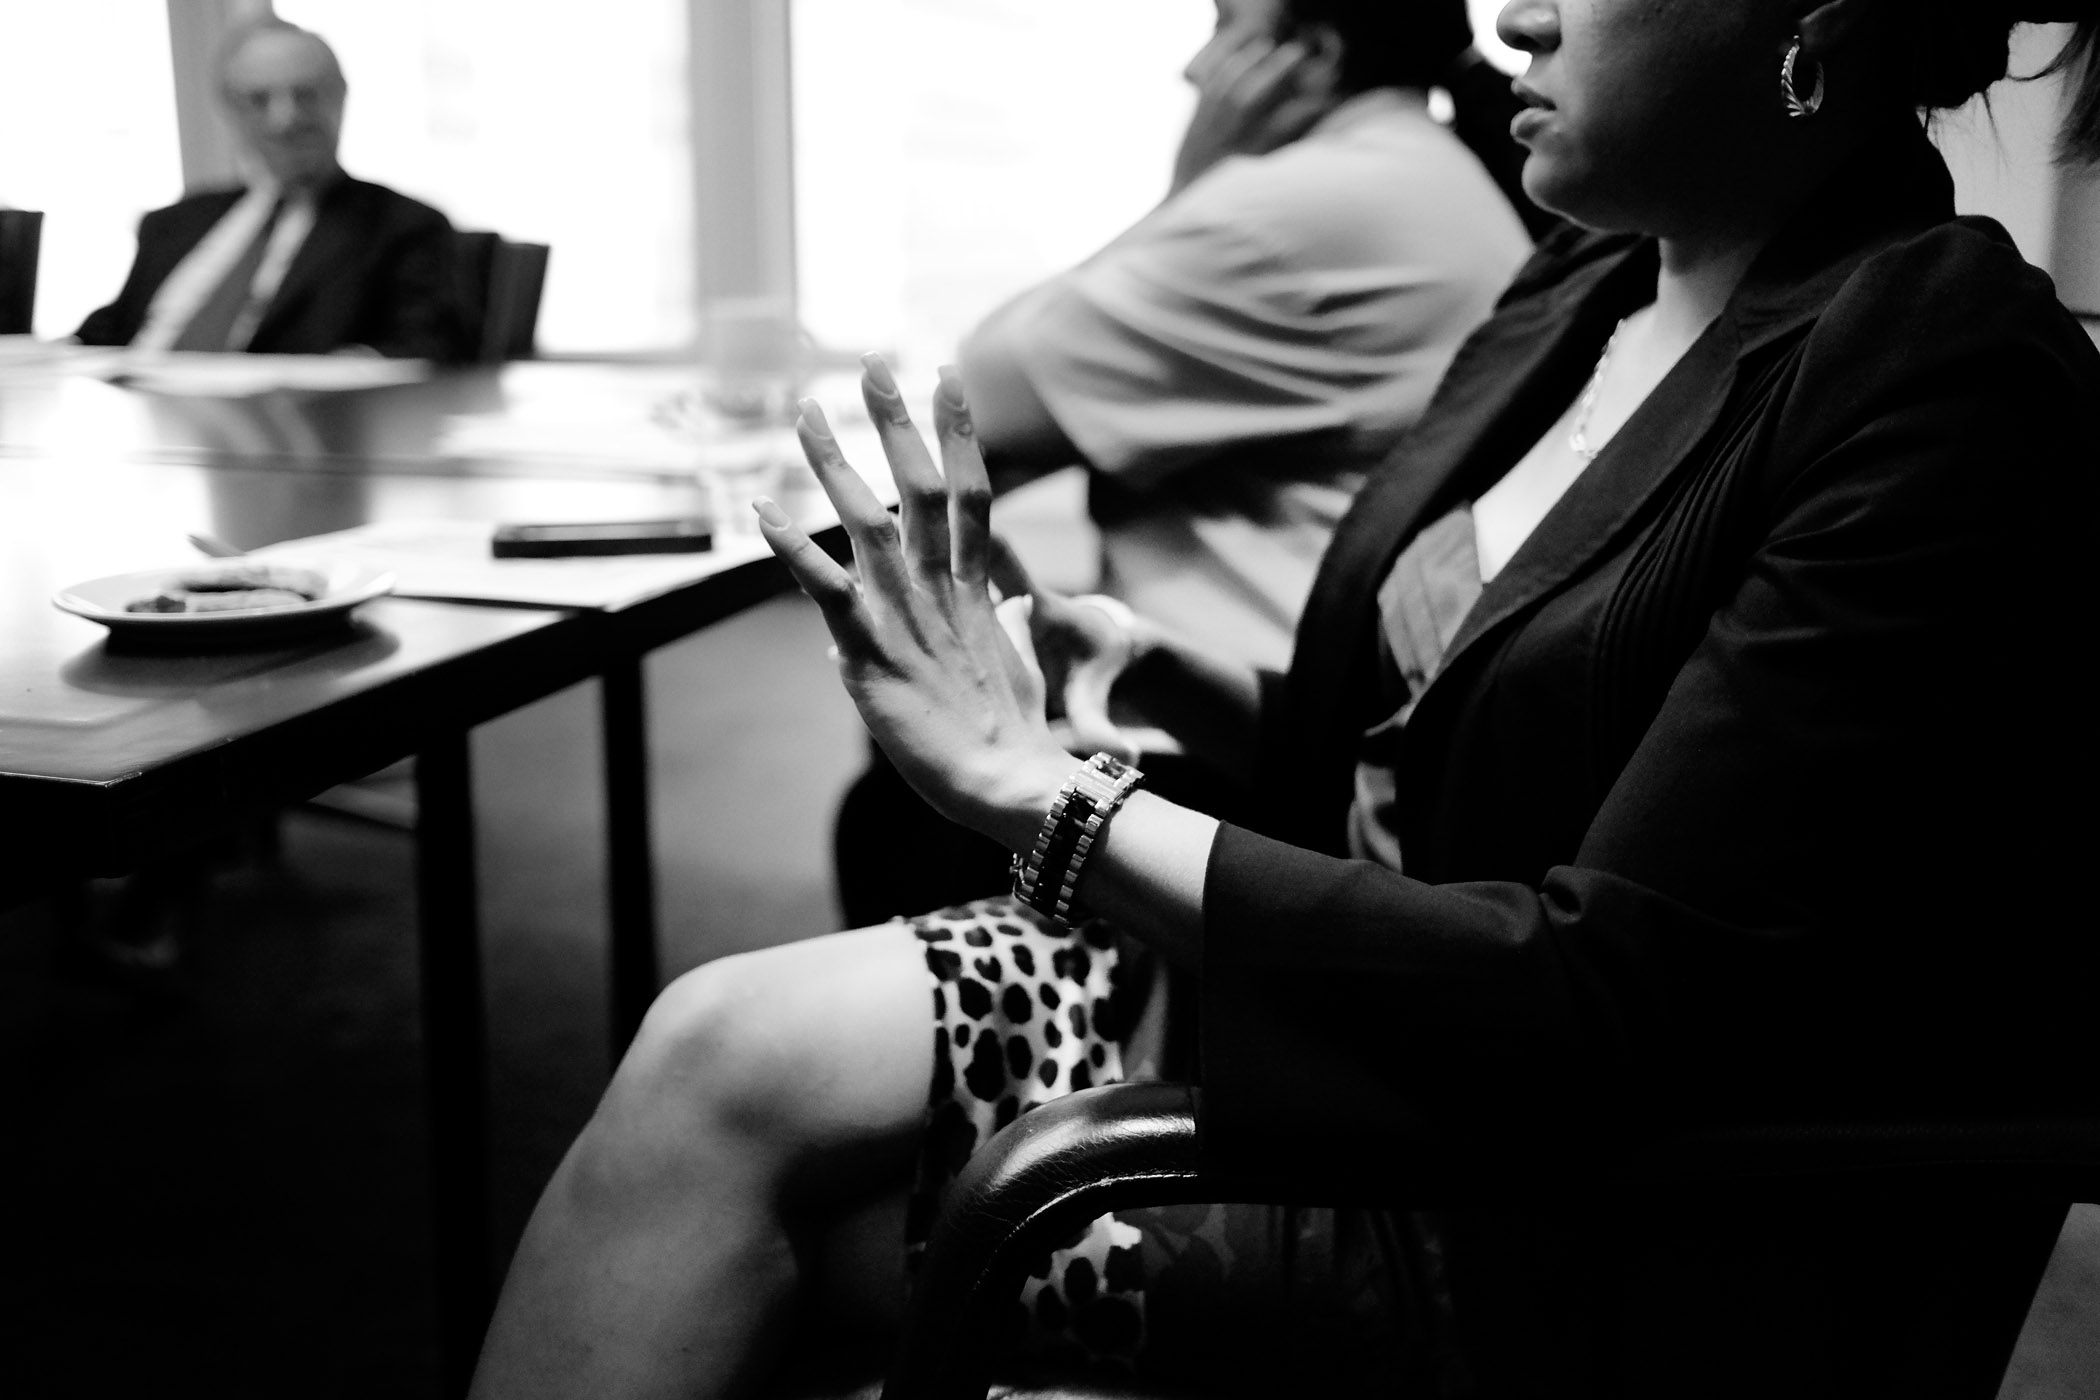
[1204,117,2096,1397]
[473,4,2100,1398]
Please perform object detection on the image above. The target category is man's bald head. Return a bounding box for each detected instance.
[216,20,347,189]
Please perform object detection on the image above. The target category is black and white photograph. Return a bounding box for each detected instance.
[1,1,2095,1396]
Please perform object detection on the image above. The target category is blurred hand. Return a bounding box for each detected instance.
[987,540,1150,763]
[755,355,1078,851]
[1171,35,1337,196]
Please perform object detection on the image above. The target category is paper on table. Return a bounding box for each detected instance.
[92,351,433,397]
[0,334,71,363]
[249,518,774,611]
[0,336,131,381]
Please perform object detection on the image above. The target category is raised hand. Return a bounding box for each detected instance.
[753,356,1078,853]
[1171,32,1338,196]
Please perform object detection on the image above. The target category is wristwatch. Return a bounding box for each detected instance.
[1010,752,1146,924]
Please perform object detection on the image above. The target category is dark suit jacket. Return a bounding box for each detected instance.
[76,176,471,361]
[1198,126,2098,1397]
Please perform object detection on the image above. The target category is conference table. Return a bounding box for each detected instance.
[0,348,881,1388]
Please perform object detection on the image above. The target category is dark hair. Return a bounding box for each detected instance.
[1902,11,2099,162]
[2042,20,2099,162]
[1280,0,1554,234]
[1281,0,1472,93]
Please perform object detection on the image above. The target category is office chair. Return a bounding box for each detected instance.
[454,229,550,363]
[882,1082,2100,1400]
[0,209,44,335]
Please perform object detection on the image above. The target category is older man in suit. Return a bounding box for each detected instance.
[77,18,470,360]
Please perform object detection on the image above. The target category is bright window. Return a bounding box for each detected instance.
[3,1,1522,352]
[275,0,695,354]
[790,1,1522,374]
[790,0,1213,374]
[1,1,184,339]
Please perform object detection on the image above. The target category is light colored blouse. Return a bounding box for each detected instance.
[986,89,1531,669]
[1347,504,1487,869]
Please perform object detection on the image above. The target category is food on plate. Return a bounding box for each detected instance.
[172,562,329,597]
[126,587,314,614]
[123,562,328,615]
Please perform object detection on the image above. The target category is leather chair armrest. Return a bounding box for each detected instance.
[881,1083,1205,1400]
[880,1082,2100,1400]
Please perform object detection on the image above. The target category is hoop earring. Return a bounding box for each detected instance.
[1781,38,1826,119]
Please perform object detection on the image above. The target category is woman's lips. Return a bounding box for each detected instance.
[1510,83,1554,144]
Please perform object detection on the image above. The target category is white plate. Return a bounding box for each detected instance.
[53,560,396,648]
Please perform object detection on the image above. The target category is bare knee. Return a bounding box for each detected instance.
[590,952,807,1174]
[569,928,933,1204]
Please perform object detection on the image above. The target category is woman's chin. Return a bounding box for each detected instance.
[1519,164,1622,235]
[1518,162,1577,223]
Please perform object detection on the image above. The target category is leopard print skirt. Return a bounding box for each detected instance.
[901,897,1454,1394]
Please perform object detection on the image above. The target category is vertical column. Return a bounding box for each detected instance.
[163,0,277,193]
[687,0,799,320]
[2051,162,2100,317]
[2043,27,2097,323]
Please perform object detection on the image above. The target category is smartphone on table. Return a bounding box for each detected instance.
[491,518,713,558]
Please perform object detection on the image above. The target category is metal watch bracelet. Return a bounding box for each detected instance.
[1010,752,1145,924]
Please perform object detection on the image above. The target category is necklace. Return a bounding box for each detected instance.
[1567,317,1630,463]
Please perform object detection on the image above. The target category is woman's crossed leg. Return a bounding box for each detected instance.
[469,922,935,1400]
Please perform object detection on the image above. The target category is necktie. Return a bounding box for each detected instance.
[171,198,284,352]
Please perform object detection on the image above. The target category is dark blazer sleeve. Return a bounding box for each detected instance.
[72,215,154,344]
[1197,227,2098,1169]
[74,197,231,346]
[351,195,472,361]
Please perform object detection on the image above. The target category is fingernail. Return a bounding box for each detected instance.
[934,368,974,437]
[861,352,900,396]
[860,353,908,423]
[797,398,830,434]
[752,496,791,528]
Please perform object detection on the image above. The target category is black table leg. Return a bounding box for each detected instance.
[415,734,492,1394]
[602,658,661,1060]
